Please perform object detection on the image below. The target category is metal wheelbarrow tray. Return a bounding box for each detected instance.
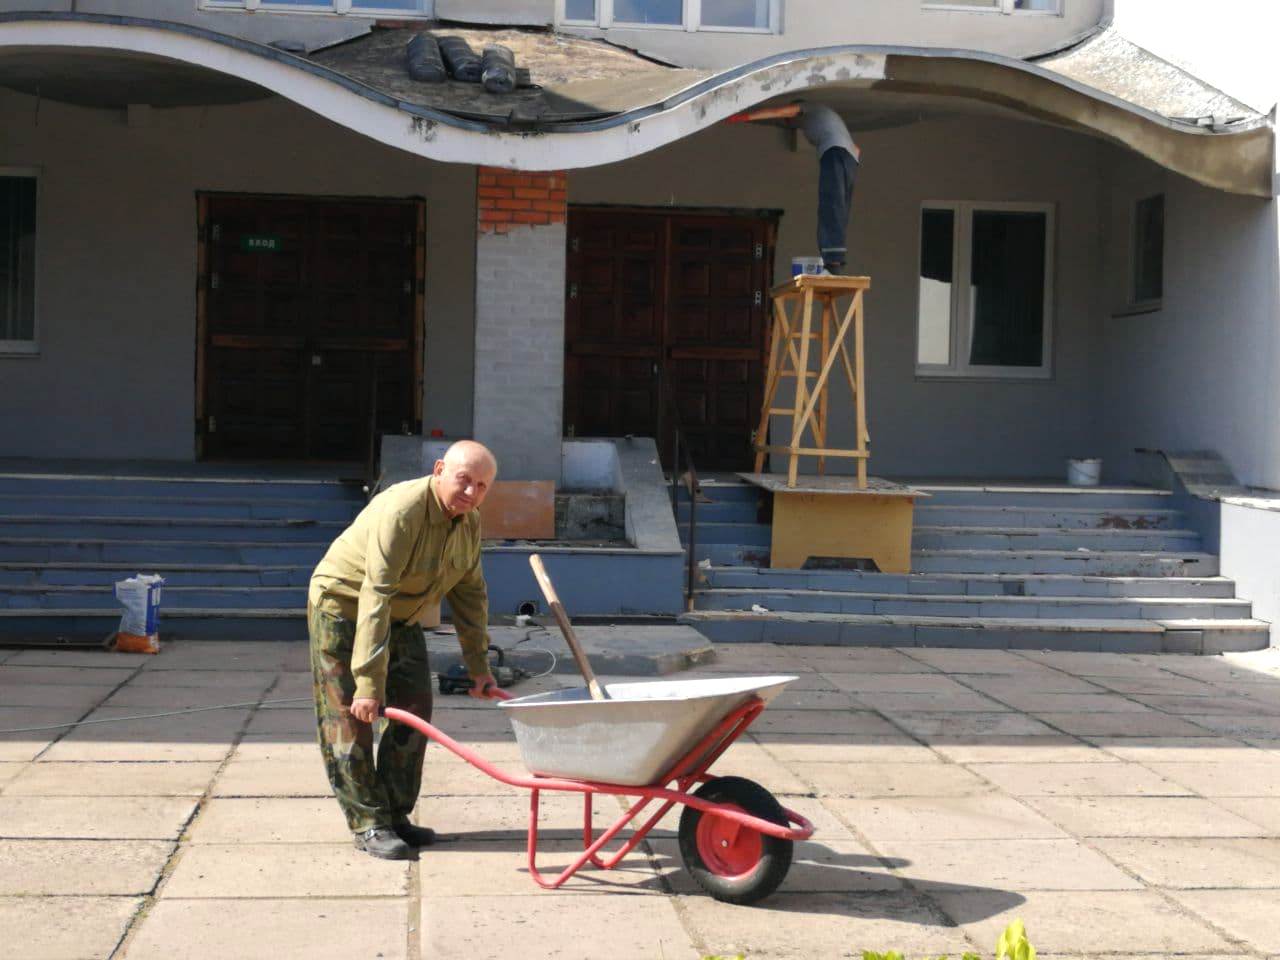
[383,674,815,904]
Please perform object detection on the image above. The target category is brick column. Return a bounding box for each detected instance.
[472,168,568,481]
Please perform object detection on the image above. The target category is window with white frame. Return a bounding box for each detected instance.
[0,172,37,355]
[922,0,1061,13]
[916,202,1055,378]
[559,0,777,32]
[202,0,434,17]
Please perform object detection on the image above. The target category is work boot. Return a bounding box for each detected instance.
[353,826,414,860]
[393,821,438,848]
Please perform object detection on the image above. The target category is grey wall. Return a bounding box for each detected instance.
[571,114,1105,480]
[1097,146,1280,488]
[1221,501,1280,646]
[0,86,476,460]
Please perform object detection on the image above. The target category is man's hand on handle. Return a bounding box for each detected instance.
[350,698,380,724]
[468,672,499,700]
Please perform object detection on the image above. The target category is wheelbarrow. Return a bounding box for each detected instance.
[383,673,815,904]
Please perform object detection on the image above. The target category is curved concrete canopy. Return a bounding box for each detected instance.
[0,12,1271,196]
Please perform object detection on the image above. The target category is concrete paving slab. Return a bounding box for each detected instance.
[188,797,349,843]
[792,761,994,798]
[420,838,663,896]
[980,692,1152,713]
[751,709,903,736]
[678,890,974,960]
[240,708,316,738]
[1146,761,1280,796]
[161,842,408,897]
[7,649,150,669]
[0,683,113,710]
[2,895,140,960]
[855,690,1012,713]
[212,749,331,797]
[806,650,938,674]
[968,762,1193,797]
[755,734,941,765]
[1084,736,1269,763]
[1024,796,1269,837]
[1015,652,1154,676]
[695,740,813,795]
[0,761,24,787]
[1096,836,1280,887]
[886,712,1059,739]
[772,688,865,710]
[0,839,173,894]
[0,704,91,761]
[1133,693,1280,716]
[0,664,135,686]
[1186,714,1280,739]
[102,684,272,709]
[907,649,1051,674]
[140,641,304,672]
[42,706,249,762]
[0,795,196,839]
[1086,673,1222,695]
[127,667,287,689]
[933,890,1233,954]
[1170,889,1280,953]
[926,736,1116,764]
[6,761,219,796]
[824,672,973,694]
[420,755,523,796]
[422,893,698,960]
[878,838,1142,891]
[961,673,1109,695]
[824,794,1068,842]
[414,792,597,840]
[1210,796,1280,834]
[648,835,902,894]
[123,898,408,960]
[1033,711,1215,738]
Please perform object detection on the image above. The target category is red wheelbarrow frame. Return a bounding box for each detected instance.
[383,693,814,890]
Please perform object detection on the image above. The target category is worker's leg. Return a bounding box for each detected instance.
[817,147,859,273]
[310,604,393,833]
[377,621,434,825]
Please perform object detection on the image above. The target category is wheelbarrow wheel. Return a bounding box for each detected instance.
[678,776,793,905]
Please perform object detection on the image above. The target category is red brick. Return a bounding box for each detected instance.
[477,173,497,187]
[496,173,534,188]
[548,189,568,203]
[495,198,531,211]
[548,212,567,224]
[513,187,551,200]
[477,186,512,200]
[513,211,551,224]
[479,209,512,223]
[493,222,511,234]
[531,199,565,214]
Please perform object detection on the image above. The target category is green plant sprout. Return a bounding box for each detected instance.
[856,918,1035,960]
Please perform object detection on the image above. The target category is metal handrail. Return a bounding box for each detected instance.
[655,366,699,610]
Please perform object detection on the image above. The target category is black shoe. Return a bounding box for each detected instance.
[353,826,414,860]
[393,821,438,848]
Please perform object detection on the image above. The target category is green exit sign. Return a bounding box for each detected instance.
[240,234,282,253]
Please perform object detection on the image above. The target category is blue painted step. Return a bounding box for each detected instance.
[675,501,760,524]
[910,527,1202,551]
[0,562,312,587]
[0,517,347,542]
[678,522,770,546]
[0,495,361,522]
[913,486,1173,509]
[0,538,329,565]
[0,608,303,641]
[700,567,1238,599]
[913,506,1184,530]
[0,474,362,501]
[2,585,304,610]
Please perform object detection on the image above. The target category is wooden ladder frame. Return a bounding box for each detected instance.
[752,275,871,488]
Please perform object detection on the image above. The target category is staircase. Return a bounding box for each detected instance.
[677,478,1270,654]
[0,470,364,641]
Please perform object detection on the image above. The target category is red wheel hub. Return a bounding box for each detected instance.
[695,805,763,879]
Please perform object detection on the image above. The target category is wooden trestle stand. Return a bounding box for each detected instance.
[744,275,924,574]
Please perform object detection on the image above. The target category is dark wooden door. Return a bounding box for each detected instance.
[200,195,420,461]
[565,209,773,470]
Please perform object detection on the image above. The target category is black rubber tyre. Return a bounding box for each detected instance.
[677,776,793,905]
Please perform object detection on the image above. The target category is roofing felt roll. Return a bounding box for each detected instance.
[481,44,517,95]
[406,33,447,83]
[438,35,482,83]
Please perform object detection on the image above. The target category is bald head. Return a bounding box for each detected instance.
[432,440,498,517]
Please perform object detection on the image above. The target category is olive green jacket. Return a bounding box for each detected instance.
[308,475,490,701]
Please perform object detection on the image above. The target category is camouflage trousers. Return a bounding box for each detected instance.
[308,604,434,834]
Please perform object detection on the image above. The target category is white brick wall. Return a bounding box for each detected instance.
[472,221,567,481]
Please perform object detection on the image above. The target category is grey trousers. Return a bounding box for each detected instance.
[817,147,859,272]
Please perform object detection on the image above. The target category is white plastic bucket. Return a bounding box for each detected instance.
[1066,458,1102,487]
[791,256,823,277]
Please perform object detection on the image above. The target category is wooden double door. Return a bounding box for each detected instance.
[565,209,776,470]
[198,194,423,461]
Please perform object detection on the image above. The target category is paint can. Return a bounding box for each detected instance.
[791,256,823,277]
[1066,458,1102,487]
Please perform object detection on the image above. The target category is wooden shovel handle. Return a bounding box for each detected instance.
[528,554,606,701]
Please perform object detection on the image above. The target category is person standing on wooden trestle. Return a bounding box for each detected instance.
[730,101,861,274]
[308,440,499,860]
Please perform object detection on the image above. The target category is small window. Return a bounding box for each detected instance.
[923,0,1059,12]
[701,0,770,28]
[563,0,597,21]
[201,0,435,15]
[558,0,776,32]
[0,173,37,354]
[613,0,682,24]
[1133,194,1164,305]
[916,202,1054,378]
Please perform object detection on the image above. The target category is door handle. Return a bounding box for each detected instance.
[311,354,323,367]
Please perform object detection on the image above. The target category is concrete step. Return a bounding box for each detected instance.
[679,609,1270,655]
[0,538,329,566]
[0,607,304,640]
[912,485,1173,509]
[693,587,1252,620]
[0,562,313,588]
[911,526,1202,551]
[1,585,304,610]
[911,549,1219,577]
[678,521,771,546]
[0,494,361,522]
[700,567,1239,599]
[689,480,759,504]
[0,516,347,543]
[0,473,363,501]
[913,505,1185,530]
[675,500,760,524]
